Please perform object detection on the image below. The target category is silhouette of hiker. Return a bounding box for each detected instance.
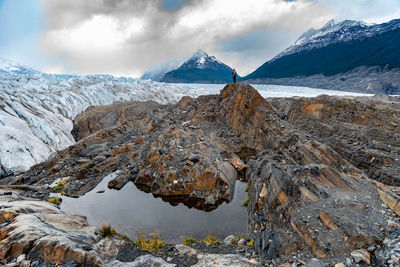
[232,68,237,84]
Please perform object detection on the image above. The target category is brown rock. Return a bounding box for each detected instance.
[378,189,400,216]
[351,249,370,264]
[230,157,246,171]
[0,193,102,266]
[319,212,339,231]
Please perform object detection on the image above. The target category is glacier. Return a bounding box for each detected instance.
[0,61,371,177]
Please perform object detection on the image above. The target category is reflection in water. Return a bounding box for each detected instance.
[58,172,248,243]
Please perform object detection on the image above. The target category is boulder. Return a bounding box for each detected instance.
[193,253,256,267]
[0,191,102,266]
[106,255,175,267]
[351,249,370,264]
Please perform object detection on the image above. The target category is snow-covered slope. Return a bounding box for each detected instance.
[273,19,400,61]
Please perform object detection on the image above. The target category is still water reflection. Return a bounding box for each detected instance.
[58,172,248,243]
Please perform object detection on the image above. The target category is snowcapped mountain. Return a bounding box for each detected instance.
[141,58,185,81]
[177,50,230,71]
[162,50,236,83]
[246,19,400,81]
[274,19,375,60]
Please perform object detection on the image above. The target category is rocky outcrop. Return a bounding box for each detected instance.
[270,94,400,186]
[5,84,400,263]
[0,190,102,266]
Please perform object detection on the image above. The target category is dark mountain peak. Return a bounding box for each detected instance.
[161,50,235,83]
[179,49,230,71]
[245,18,400,88]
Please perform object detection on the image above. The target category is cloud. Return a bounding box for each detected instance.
[321,0,400,24]
[40,0,333,77]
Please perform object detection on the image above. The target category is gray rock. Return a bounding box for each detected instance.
[351,249,370,264]
[376,230,400,266]
[16,254,26,263]
[205,194,216,205]
[306,258,325,267]
[93,155,107,162]
[106,255,176,267]
[223,235,237,246]
[175,244,198,256]
[193,253,255,267]
[0,192,101,265]
[19,260,31,267]
[62,261,78,267]
[237,239,245,246]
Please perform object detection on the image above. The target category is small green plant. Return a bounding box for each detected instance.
[202,233,218,247]
[146,181,151,186]
[245,186,249,192]
[49,185,64,193]
[242,196,250,206]
[135,232,166,252]
[183,237,196,246]
[57,177,70,185]
[246,239,254,247]
[81,164,89,168]
[47,197,62,206]
[99,224,117,238]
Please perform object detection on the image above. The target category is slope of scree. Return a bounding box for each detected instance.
[5,84,400,264]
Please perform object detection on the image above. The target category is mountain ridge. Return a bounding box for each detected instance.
[161,50,236,83]
[244,18,400,93]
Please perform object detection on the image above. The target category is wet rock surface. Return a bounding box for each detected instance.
[2,84,400,265]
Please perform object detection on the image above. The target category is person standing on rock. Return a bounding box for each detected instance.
[232,68,237,84]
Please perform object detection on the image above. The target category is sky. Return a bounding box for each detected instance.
[0,0,400,77]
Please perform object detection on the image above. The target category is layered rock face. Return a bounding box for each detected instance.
[270,94,400,186]
[0,190,102,266]
[5,84,400,263]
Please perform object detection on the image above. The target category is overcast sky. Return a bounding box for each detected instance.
[1,0,400,77]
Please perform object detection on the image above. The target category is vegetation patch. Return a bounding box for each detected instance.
[183,237,196,246]
[47,197,62,206]
[242,196,250,206]
[246,240,254,247]
[135,232,166,252]
[99,224,117,238]
[49,185,64,193]
[202,233,219,247]
[245,186,249,192]
[57,177,70,186]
